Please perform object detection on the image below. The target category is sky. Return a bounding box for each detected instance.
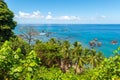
[5,0,120,24]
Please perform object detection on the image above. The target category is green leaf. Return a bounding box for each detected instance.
[118,47,120,51]
[14,66,22,72]
[29,62,37,67]
[28,67,33,72]
[14,54,19,59]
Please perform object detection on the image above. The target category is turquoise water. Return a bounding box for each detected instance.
[14,24,120,57]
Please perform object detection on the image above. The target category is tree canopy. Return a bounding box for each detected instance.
[0,0,16,42]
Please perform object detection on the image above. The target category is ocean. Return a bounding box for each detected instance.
[14,24,120,57]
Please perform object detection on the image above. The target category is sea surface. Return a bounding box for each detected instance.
[14,24,120,57]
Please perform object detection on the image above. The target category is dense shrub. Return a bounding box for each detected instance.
[93,55,120,80]
[0,41,40,79]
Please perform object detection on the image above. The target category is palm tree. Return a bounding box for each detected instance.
[60,40,71,72]
[88,49,104,68]
[71,41,86,74]
[45,38,62,67]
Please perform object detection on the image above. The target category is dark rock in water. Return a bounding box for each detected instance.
[89,41,96,48]
[89,38,102,48]
[97,42,102,47]
[111,40,118,45]
[94,38,98,41]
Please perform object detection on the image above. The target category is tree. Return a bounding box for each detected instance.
[34,38,62,67]
[10,37,30,55]
[60,40,71,72]
[19,26,39,45]
[72,42,85,74]
[0,0,17,42]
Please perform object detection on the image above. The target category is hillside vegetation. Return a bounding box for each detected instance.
[0,0,120,80]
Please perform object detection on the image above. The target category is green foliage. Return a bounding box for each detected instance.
[1,1,119,79]
[94,55,120,80]
[0,41,23,79]
[88,47,120,80]
[34,38,62,67]
[1,39,120,80]
[0,41,40,79]
[113,46,120,55]
[10,37,30,55]
[72,53,120,80]
[34,67,80,80]
[10,50,40,79]
[0,0,17,42]
[1,0,120,79]
[34,39,104,74]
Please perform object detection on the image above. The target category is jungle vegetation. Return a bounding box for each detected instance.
[0,0,120,80]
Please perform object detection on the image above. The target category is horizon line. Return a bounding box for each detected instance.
[17,23,120,25]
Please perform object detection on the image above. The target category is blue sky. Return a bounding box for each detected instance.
[5,0,120,24]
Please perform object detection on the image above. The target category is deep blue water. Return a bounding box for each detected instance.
[14,24,120,57]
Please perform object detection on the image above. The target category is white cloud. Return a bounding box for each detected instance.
[46,15,53,20]
[88,15,107,21]
[15,11,44,19]
[58,16,71,20]
[100,15,107,19]
[57,15,106,21]
[45,12,54,20]
[57,16,82,20]
[48,12,52,15]
[45,15,82,21]
[15,11,107,23]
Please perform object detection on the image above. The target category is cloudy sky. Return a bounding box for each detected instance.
[5,0,120,24]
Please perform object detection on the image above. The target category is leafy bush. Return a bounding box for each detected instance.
[0,41,40,80]
[94,55,120,80]
[89,47,120,80]
[10,37,30,55]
